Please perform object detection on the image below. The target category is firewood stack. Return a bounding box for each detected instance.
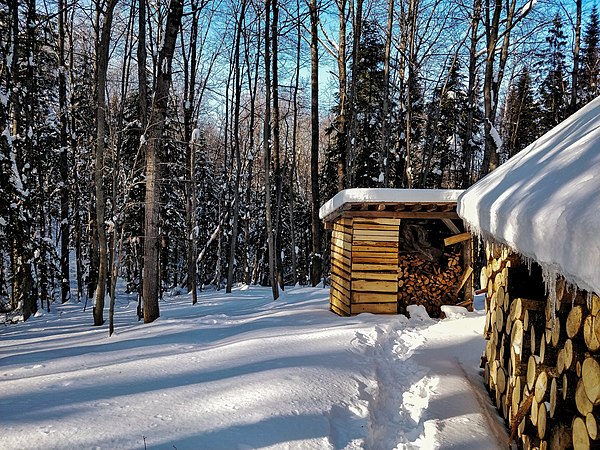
[398,252,462,317]
[481,242,600,450]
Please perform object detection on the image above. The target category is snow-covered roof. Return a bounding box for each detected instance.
[319,188,463,221]
[458,96,600,295]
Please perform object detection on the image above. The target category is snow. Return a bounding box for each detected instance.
[319,188,464,221]
[458,95,600,296]
[1,286,504,450]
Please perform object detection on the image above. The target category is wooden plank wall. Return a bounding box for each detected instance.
[350,218,400,314]
[330,218,353,315]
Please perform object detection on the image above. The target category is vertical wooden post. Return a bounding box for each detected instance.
[463,236,474,310]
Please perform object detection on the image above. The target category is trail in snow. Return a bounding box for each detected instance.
[0,286,506,450]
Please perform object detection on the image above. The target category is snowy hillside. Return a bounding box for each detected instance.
[1,287,505,450]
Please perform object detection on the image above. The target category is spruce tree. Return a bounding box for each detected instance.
[538,13,569,132]
[352,20,386,188]
[501,69,540,159]
[580,5,600,105]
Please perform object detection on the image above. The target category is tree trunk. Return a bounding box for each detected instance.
[263,0,279,300]
[58,0,70,303]
[226,0,247,293]
[93,0,119,326]
[336,0,348,191]
[183,1,199,303]
[309,0,322,287]
[271,0,284,290]
[381,0,393,187]
[462,0,481,188]
[142,0,184,323]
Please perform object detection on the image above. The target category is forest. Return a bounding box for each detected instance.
[0,0,598,329]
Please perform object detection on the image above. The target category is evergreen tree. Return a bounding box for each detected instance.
[352,20,386,188]
[501,69,540,159]
[421,62,469,188]
[538,13,569,132]
[580,5,600,105]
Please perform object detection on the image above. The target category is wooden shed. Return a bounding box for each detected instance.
[458,97,600,449]
[319,189,474,317]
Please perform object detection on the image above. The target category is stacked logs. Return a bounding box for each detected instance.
[481,242,600,450]
[398,252,462,317]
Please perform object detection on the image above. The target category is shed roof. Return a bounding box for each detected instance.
[319,188,463,222]
[457,96,600,295]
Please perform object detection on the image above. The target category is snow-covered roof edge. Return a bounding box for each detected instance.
[457,96,600,296]
[319,188,464,221]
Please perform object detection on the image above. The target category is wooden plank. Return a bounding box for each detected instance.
[352,244,398,253]
[444,232,472,246]
[330,285,350,306]
[344,211,460,220]
[351,302,397,314]
[331,241,351,253]
[330,278,350,297]
[330,301,350,316]
[337,217,353,227]
[331,259,351,276]
[352,255,398,264]
[331,250,351,267]
[352,271,398,281]
[330,295,351,316]
[353,234,398,242]
[455,266,474,295]
[442,218,461,234]
[352,263,398,272]
[331,238,352,251]
[352,279,397,293]
[333,223,353,234]
[332,230,352,243]
[352,241,398,249]
[331,243,350,257]
[352,223,400,231]
[462,237,474,307]
[331,273,351,293]
[352,218,401,226]
[352,228,400,240]
[351,292,397,303]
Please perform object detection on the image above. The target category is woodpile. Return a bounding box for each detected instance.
[481,242,600,450]
[398,251,463,317]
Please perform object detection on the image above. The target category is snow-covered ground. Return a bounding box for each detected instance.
[1,286,506,450]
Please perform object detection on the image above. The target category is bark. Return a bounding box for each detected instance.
[271,0,284,290]
[381,0,394,187]
[347,0,363,187]
[183,1,199,303]
[226,0,247,293]
[289,1,301,286]
[404,0,418,188]
[264,0,279,300]
[462,0,481,188]
[93,0,119,326]
[58,0,70,303]
[142,0,184,323]
[310,0,322,287]
[336,0,348,191]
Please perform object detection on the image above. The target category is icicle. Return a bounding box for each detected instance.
[541,264,558,321]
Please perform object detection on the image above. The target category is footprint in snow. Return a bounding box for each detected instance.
[155,414,173,421]
[23,364,44,370]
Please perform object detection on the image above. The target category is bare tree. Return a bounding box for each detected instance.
[309,0,322,286]
[226,0,248,293]
[93,0,119,326]
[142,0,184,323]
[264,0,279,300]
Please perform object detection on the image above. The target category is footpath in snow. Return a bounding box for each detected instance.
[0,286,507,449]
